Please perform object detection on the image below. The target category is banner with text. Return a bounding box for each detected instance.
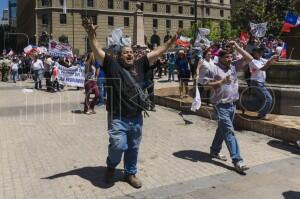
[49,40,73,58]
[56,63,85,87]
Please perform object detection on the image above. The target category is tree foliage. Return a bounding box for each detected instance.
[232,0,295,36]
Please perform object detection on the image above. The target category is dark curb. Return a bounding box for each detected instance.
[154,94,300,143]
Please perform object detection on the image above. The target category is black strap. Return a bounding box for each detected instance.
[122,68,150,118]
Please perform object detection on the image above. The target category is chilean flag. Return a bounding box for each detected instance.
[280,43,287,59]
[281,12,300,32]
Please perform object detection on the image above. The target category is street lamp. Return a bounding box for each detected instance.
[194,0,198,41]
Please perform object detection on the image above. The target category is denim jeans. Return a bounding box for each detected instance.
[12,70,18,83]
[33,70,43,89]
[249,81,273,117]
[211,103,243,164]
[97,77,106,104]
[106,113,143,175]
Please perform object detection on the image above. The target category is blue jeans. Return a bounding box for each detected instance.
[249,81,273,117]
[106,113,143,175]
[12,70,18,83]
[33,70,43,89]
[211,103,243,164]
[97,77,106,104]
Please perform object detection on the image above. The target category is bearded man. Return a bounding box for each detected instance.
[82,17,177,188]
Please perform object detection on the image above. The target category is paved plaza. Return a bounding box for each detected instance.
[0,80,300,199]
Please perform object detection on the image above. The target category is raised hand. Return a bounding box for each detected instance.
[82,17,98,37]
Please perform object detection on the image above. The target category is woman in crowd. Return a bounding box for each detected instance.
[84,53,99,114]
[176,50,190,98]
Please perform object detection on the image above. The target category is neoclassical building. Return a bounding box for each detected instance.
[17,0,231,54]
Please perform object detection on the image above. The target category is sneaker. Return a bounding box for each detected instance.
[210,152,227,162]
[234,161,249,172]
[104,167,115,185]
[124,174,142,189]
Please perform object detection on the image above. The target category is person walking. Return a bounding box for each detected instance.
[31,54,44,90]
[200,41,253,172]
[82,17,177,188]
[10,59,19,83]
[176,50,190,98]
[248,47,278,120]
[84,53,99,114]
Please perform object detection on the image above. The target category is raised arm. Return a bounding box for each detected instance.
[229,41,253,64]
[260,55,279,71]
[147,32,177,65]
[82,17,106,64]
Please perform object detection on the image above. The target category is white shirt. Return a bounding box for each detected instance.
[11,63,18,71]
[249,58,268,83]
[32,59,44,71]
[199,59,215,82]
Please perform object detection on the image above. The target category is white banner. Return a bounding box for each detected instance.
[250,22,268,38]
[194,28,211,48]
[56,63,85,87]
[49,40,73,58]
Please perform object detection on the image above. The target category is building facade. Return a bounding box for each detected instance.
[17,0,231,54]
[1,9,9,25]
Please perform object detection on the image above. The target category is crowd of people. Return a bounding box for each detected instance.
[0,18,290,189]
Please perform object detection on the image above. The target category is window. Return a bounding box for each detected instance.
[153,3,157,12]
[205,0,210,3]
[178,20,183,28]
[60,14,67,24]
[59,0,64,6]
[190,7,194,15]
[220,0,224,4]
[166,20,171,29]
[153,19,158,28]
[123,0,129,10]
[124,17,129,27]
[178,6,183,14]
[166,5,170,13]
[206,8,210,16]
[59,35,68,44]
[220,10,224,17]
[108,0,114,9]
[41,0,50,6]
[81,15,97,25]
[42,14,49,25]
[108,16,114,26]
[87,0,93,7]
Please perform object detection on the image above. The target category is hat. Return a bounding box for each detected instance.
[45,57,53,65]
[178,50,185,54]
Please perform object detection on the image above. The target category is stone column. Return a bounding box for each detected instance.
[133,2,146,47]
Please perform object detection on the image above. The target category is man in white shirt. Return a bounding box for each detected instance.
[31,54,44,89]
[248,47,278,120]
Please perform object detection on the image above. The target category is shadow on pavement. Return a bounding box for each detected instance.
[173,150,246,175]
[267,140,300,155]
[282,191,300,199]
[41,166,124,189]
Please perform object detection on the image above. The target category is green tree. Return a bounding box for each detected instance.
[232,0,295,36]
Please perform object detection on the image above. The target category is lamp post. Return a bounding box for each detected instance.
[194,0,198,41]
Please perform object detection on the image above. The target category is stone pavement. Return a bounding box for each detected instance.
[0,80,300,199]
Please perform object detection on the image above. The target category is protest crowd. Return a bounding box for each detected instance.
[0,14,299,189]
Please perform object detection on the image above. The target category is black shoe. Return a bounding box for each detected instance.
[104,167,115,185]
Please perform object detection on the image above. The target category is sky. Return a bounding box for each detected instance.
[0,0,8,19]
